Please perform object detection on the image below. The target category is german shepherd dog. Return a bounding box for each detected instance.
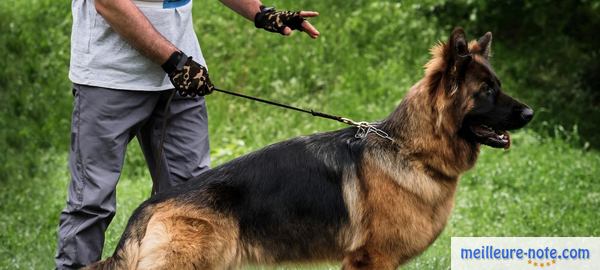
[86,28,533,269]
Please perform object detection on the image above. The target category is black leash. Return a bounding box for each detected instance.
[213,87,394,142]
[153,89,177,195]
[213,87,347,124]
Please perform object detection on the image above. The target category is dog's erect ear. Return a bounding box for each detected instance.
[478,32,492,59]
[447,27,471,71]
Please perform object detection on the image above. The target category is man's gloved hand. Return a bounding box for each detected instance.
[162,51,214,97]
[254,6,320,38]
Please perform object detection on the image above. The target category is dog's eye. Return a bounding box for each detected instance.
[483,84,494,96]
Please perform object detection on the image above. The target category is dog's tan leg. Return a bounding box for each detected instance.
[341,248,400,270]
[135,203,239,270]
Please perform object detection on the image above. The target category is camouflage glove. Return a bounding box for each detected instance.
[254,6,305,35]
[162,51,214,97]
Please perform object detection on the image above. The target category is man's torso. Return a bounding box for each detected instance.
[69,0,205,91]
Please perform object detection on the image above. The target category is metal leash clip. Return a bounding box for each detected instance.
[341,118,395,142]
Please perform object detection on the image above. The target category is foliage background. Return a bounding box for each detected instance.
[0,0,598,269]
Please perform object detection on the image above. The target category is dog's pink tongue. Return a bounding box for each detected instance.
[503,131,511,149]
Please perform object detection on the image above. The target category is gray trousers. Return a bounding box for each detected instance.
[55,84,210,269]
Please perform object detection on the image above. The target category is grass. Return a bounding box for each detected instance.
[1,0,599,269]
[2,128,598,269]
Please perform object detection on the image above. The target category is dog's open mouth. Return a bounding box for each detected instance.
[469,124,511,149]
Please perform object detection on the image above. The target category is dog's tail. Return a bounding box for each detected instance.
[83,203,156,270]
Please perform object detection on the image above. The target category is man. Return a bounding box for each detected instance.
[55,0,320,268]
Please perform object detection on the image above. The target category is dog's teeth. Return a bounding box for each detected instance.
[499,134,505,139]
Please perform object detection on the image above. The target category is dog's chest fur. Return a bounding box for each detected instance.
[341,147,458,262]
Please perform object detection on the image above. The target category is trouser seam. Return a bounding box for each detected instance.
[75,86,87,208]
[62,86,84,264]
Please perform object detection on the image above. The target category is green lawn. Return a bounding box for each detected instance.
[1,0,599,269]
[2,129,598,269]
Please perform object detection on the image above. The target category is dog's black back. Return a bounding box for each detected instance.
[132,127,366,261]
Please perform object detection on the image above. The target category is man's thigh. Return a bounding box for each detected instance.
[68,84,164,204]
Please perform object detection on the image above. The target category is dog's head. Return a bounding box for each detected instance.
[426,28,533,149]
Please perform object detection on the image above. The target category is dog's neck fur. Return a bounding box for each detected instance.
[379,40,481,179]
[380,79,479,179]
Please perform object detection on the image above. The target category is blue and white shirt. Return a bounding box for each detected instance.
[69,0,205,91]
